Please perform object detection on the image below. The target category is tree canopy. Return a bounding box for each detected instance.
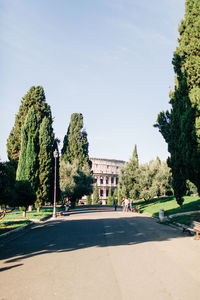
[154,0,200,206]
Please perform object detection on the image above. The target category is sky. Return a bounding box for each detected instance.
[0,0,185,164]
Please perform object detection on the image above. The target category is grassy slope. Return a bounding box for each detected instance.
[134,196,200,218]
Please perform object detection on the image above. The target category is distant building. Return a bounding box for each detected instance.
[90,157,126,205]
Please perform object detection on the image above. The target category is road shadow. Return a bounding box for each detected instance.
[0,208,187,271]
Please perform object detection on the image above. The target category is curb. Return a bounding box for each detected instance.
[0,214,52,240]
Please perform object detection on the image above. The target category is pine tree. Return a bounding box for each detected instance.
[93,184,99,205]
[7,86,52,166]
[154,0,200,206]
[61,113,91,168]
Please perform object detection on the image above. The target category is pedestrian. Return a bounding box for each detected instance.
[124,198,129,212]
[122,198,125,212]
[114,197,118,211]
[129,198,133,212]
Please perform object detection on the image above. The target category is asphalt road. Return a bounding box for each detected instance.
[1,206,200,300]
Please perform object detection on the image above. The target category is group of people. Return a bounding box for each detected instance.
[113,197,134,212]
[122,198,133,212]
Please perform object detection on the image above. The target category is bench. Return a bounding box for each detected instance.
[183,221,200,239]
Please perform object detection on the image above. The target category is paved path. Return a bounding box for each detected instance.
[0,207,200,300]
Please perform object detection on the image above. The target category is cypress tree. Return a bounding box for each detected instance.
[86,194,92,205]
[93,184,99,205]
[7,86,52,166]
[16,108,38,212]
[36,117,55,211]
[61,113,91,168]
[16,108,39,189]
[154,0,200,206]
[107,187,113,205]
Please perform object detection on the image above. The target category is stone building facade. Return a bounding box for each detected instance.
[90,157,125,205]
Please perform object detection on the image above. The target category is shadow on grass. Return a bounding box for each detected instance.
[0,206,185,271]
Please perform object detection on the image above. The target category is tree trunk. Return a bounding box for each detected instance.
[22,211,26,217]
[37,207,40,213]
[28,205,33,212]
[70,199,76,209]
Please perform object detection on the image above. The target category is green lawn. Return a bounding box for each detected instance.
[134,196,200,217]
[0,206,64,236]
[2,207,53,221]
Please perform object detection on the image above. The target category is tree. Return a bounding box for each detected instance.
[7,86,52,167]
[119,145,139,199]
[0,161,16,212]
[61,113,93,207]
[61,113,91,168]
[93,184,99,205]
[107,187,113,205]
[15,181,36,217]
[36,117,55,211]
[86,195,92,205]
[16,108,39,193]
[154,0,200,206]
[59,159,93,208]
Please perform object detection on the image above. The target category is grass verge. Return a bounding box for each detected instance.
[0,206,64,236]
[134,196,200,218]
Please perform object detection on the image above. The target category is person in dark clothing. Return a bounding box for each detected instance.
[114,197,118,211]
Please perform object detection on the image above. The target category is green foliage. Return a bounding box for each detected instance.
[7,86,52,165]
[86,194,92,205]
[0,161,16,208]
[37,117,54,205]
[11,87,55,209]
[15,180,36,211]
[119,144,139,199]
[61,113,91,168]
[93,184,99,205]
[154,0,200,205]
[119,151,172,202]
[107,187,113,205]
[16,108,39,191]
[59,159,93,207]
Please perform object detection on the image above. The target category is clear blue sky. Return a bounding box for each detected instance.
[0,0,185,164]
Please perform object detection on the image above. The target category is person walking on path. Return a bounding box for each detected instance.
[114,197,118,211]
[124,198,129,212]
[129,199,133,212]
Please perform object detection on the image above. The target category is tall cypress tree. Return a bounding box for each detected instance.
[7,86,52,166]
[36,117,55,210]
[16,108,39,192]
[154,0,200,206]
[61,113,91,168]
[13,86,55,209]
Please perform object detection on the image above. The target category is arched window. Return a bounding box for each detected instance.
[100,176,103,184]
[106,176,109,184]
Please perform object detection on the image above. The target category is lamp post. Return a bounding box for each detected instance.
[52,149,58,218]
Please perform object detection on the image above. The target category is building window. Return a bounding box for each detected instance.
[100,176,103,184]
[100,189,104,197]
[94,176,97,183]
[106,189,109,197]
[116,177,118,185]
[111,177,114,184]
[106,176,109,184]
[111,189,114,196]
